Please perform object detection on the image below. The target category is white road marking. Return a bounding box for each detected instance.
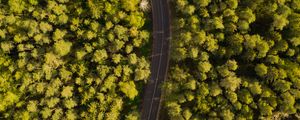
[147,0,165,120]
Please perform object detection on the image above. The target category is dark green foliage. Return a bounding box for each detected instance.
[165,0,300,119]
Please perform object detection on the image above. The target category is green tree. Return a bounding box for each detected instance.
[198,61,212,73]
[121,0,139,11]
[52,29,66,41]
[92,49,108,63]
[272,14,289,30]
[238,89,253,104]
[8,0,25,13]
[255,63,268,77]
[193,0,211,7]
[220,76,241,91]
[54,40,72,56]
[61,86,73,98]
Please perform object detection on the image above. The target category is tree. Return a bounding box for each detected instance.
[238,20,250,31]
[207,17,225,30]
[226,91,238,103]
[238,89,253,104]
[256,41,270,58]
[198,61,212,73]
[64,99,77,109]
[220,76,241,91]
[54,40,72,56]
[134,68,150,81]
[258,99,274,116]
[52,29,67,41]
[57,14,69,24]
[239,8,256,23]
[27,101,38,112]
[128,53,138,65]
[273,80,291,92]
[61,86,73,98]
[1,42,14,53]
[92,49,108,63]
[193,0,211,7]
[125,111,139,120]
[209,82,222,96]
[40,107,52,119]
[121,0,139,11]
[66,110,77,120]
[280,92,296,114]
[46,98,60,108]
[225,0,238,9]
[176,0,188,10]
[255,63,268,77]
[272,14,289,30]
[266,55,279,64]
[182,109,192,120]
[183,5,196,15]
[166,102,182,118]
[52,108,63,120]
[204,35,219,52]
[125,13,145,28]
[184,80,196,90]
[220,109,234,120]
[290,37,300,47]
[225,60,238,71]
[8,0,25,14]
[248,82,262,95]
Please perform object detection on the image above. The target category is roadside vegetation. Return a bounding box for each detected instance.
[0,0,151,119]
[164,0,300,119]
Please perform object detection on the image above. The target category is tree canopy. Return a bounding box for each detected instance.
[165,0,300,119]
[0,0,150,119]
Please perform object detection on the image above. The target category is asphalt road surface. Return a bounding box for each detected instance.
[141,0,171,119]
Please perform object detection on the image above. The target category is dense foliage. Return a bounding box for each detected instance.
[0,0,150,119]
[165,0,300,119]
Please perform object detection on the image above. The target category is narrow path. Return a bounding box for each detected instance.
[141,0,171,120]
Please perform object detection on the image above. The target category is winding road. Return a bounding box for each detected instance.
[141,0,171,120]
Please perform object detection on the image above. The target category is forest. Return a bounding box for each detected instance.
[164,0,300,119]
[1,0,300,120]
[0,0,151,119]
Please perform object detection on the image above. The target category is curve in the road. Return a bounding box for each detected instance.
[141,0,171,120]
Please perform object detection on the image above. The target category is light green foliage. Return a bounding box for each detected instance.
[40,22,53,33]
[209,82,222,96]
[54,40,72,56]
[220,109,234,120]
[0,92,19,111]
[8,0,25,13]
[255,63,268,77]
[125,111,139,120]
[226,91,238,103]
[273,80,292,92]
[27,101,38,112]
[53,29,66,41]
[248,82,262,95]
[0,0,150,119]
[92,49,108,63]
[61,86,73,98]
[220,76,241,91]
[1,42,14,53]
[272,14,289,30]
[238,89,253,104]
[121,0,139,12]
[166,102,182,118]
[198,61,212,73]
[193,0,211,7]
[64,99,77,109]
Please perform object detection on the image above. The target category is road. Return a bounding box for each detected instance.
[141,0,171,119]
